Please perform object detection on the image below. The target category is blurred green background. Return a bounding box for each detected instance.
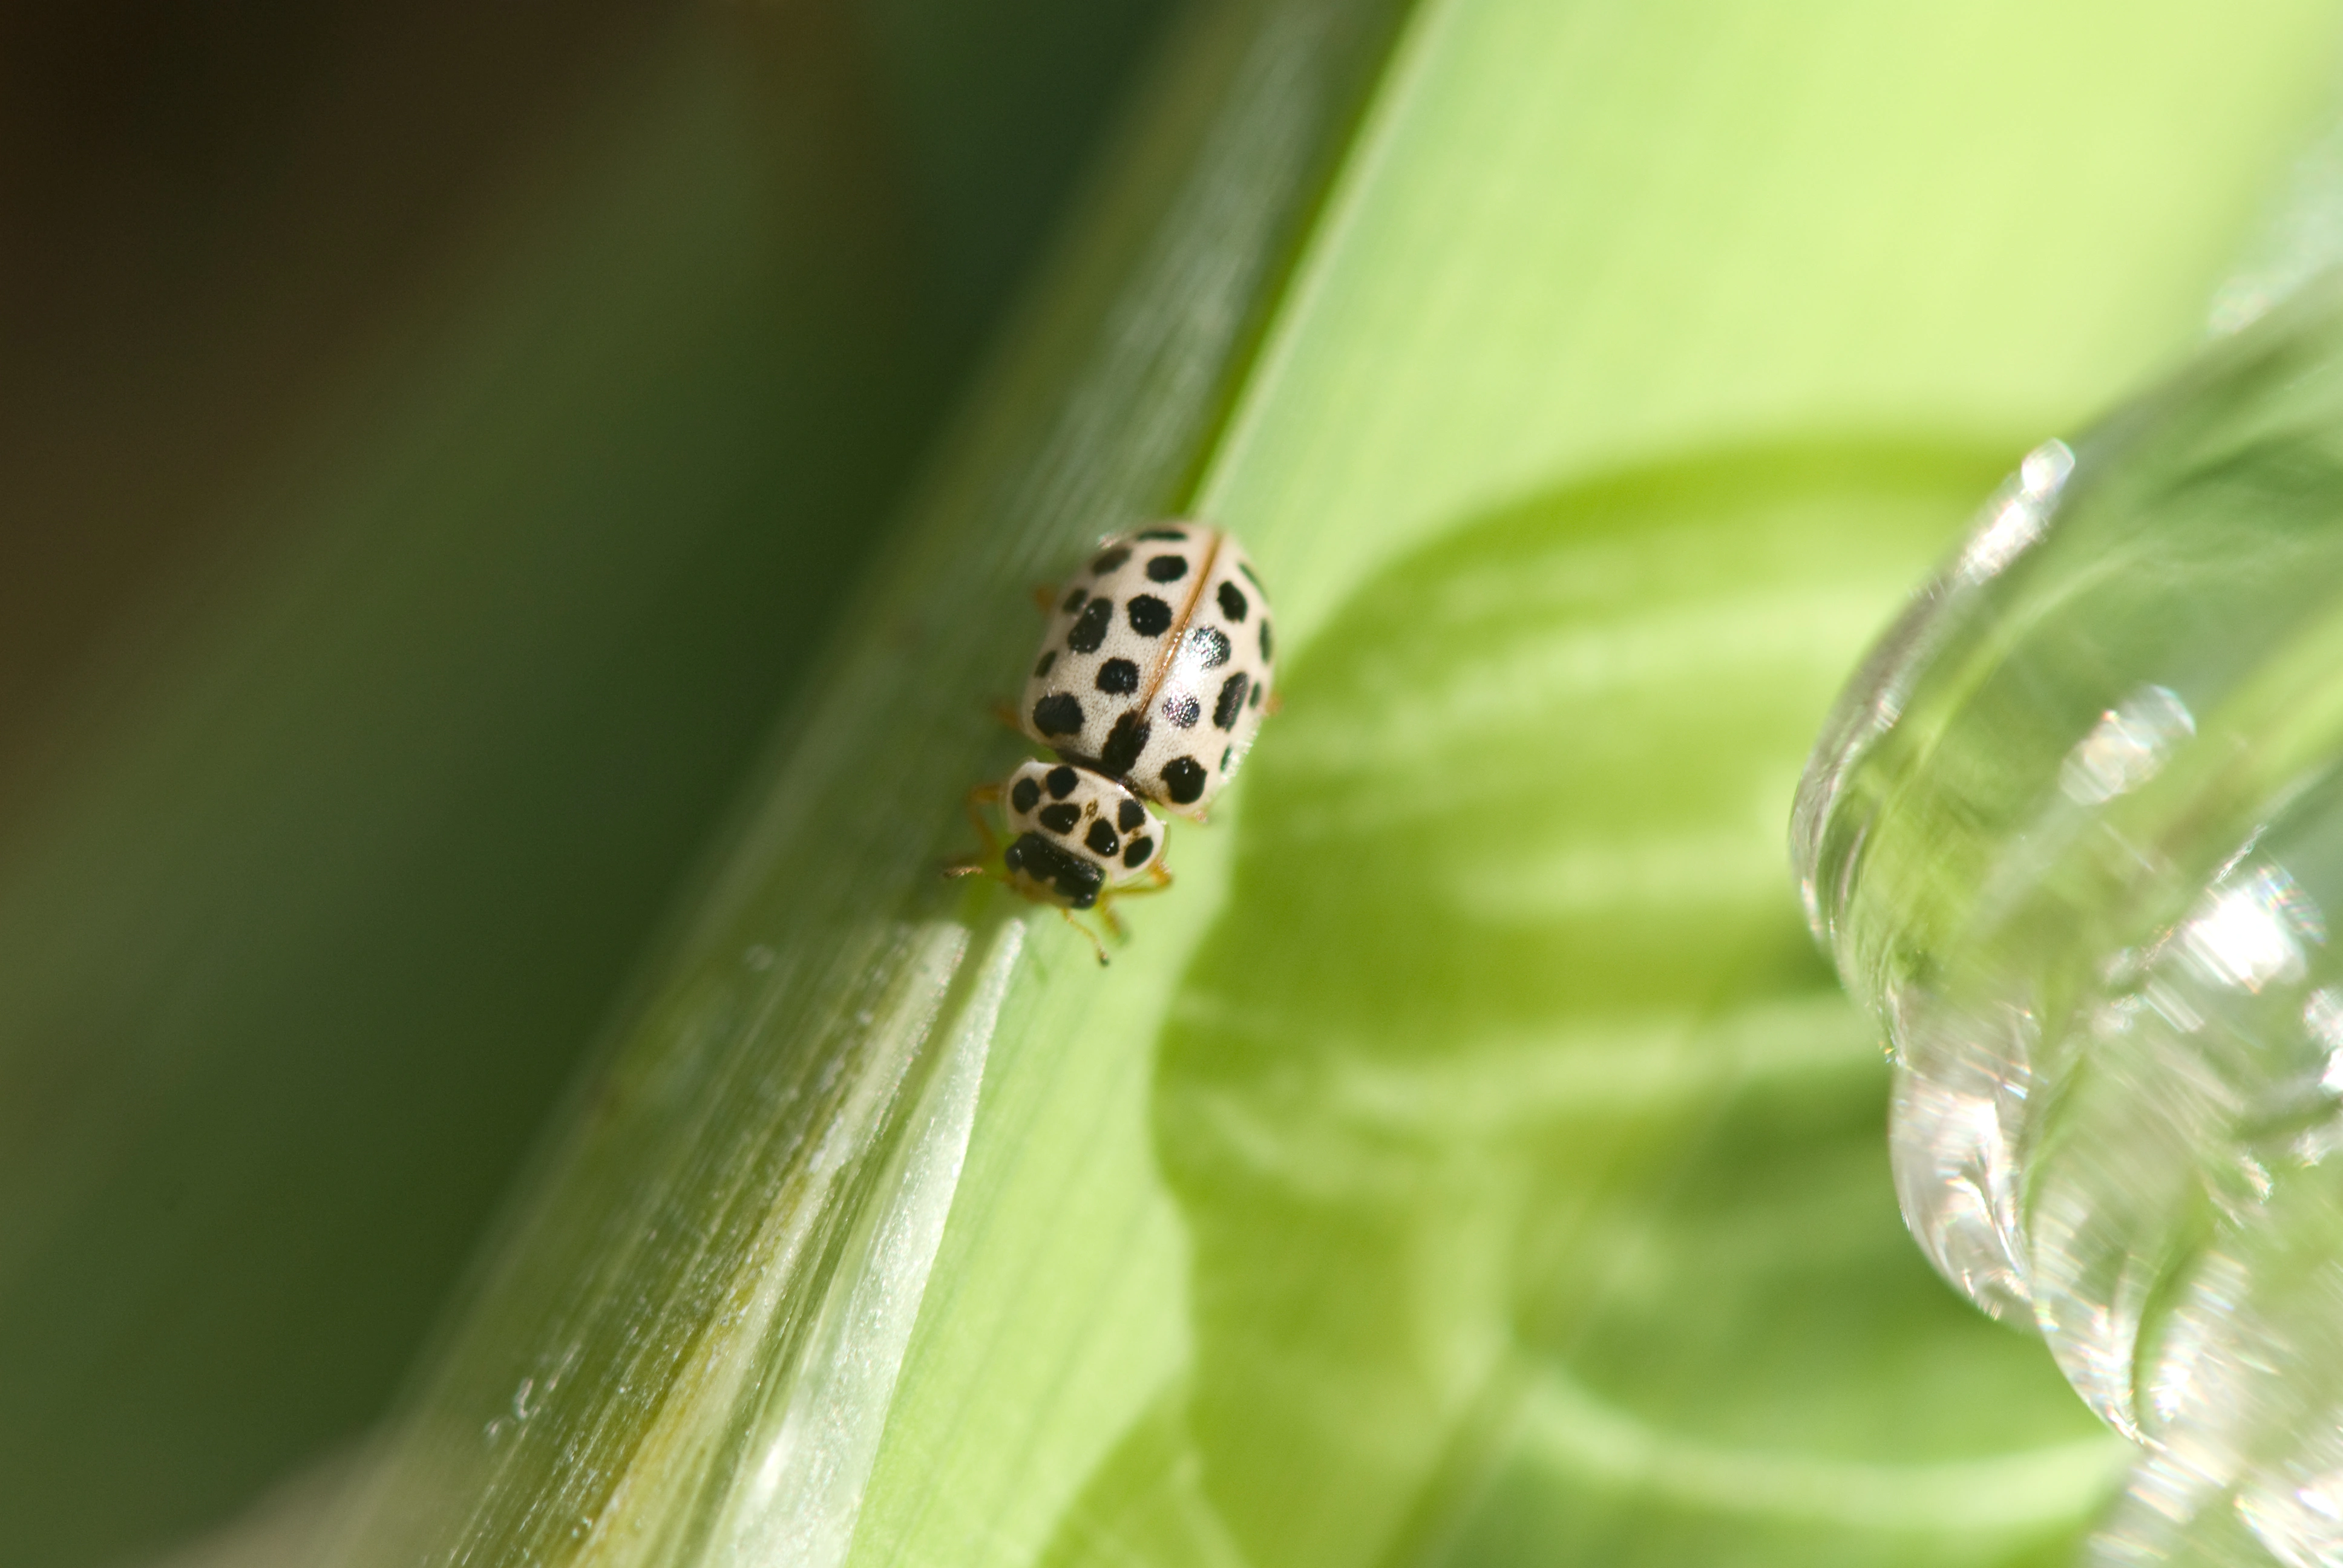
[0,2,1176,1563]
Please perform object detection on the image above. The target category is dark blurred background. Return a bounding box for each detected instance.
[0,1,1177,1562]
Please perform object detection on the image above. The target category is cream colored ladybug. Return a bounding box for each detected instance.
[950,522,1274,959]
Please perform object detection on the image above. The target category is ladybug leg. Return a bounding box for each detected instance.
[1058,907,1111,966]
[1265,690,1286,717]
[1092,863,1174,939]
[1030,583,1060,615]
[963,782,1004,844]
[943,783,1006,881]
[990,699,1026,737]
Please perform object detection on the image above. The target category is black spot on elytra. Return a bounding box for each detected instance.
[1161,756,1207,805]
[1220,745,1231,771]
[1095,658,1139,695]
[1237,560,1261,586]
[1062,587,1087,614]
[1092,546,1130,574]
[1117,799,1145,832]
[1162,691,1201,729]
[1046,765,1079,799]
[1033,650,1056,679]
[1122,835,1155,868]
[1127,595,1172,636]
[1213,673,1248,730]
[1067,597,1113,654]
[1032,694,1083,736]
[1085,819,1120,856]
[1146,554,1188,583]
[1039,802,1081,835]
[1259,620,1274,661]
[1100,711,1150,775]
[1217,581,1248,621]
[1011,777,1041,814]
[1186,626,1231,670]
[1137,527,1188,541]
[1007,832,1102,907]
[1249,682,1263,709]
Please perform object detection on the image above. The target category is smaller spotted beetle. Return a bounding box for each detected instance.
[949,521,1274,960]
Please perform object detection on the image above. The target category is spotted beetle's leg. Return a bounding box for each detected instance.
[1058,907,1111,966]
[1093,863,1174,939]
[943,783,1007,881]
[1030,583,1060,615]
[990,699,1026,737]
[963,782,1004,849]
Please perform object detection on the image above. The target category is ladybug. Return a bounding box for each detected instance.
[951,522,1275,959]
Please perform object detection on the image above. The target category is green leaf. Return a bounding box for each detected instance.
[327,0,2343,1564]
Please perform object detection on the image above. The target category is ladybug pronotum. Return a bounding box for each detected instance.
[949,521,1275,959]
